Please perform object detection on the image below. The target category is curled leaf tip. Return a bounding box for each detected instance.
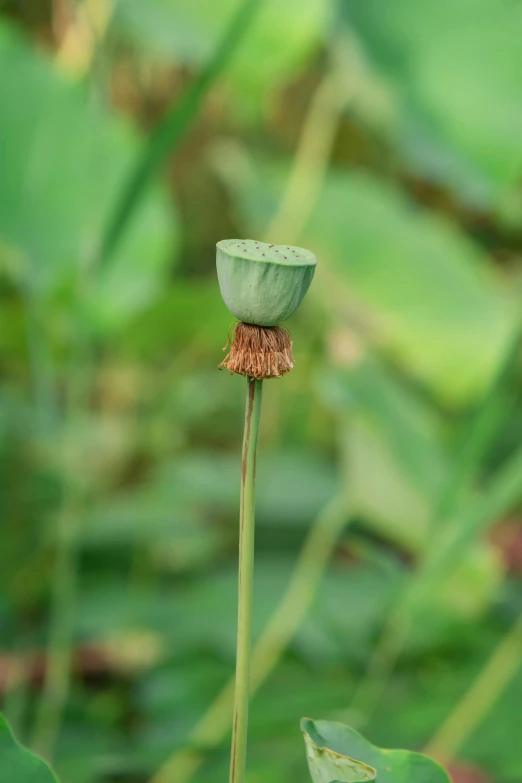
[301,718,451,783]
[302,718,376,783]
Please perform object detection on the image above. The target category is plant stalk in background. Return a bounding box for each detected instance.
[349,321,522,725]
[424,608,522,764]
[99,0,264,267]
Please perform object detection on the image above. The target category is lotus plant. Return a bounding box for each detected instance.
[216,238,452,783]
[217,238,317,783]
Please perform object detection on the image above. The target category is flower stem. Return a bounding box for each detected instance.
[147,495,349,783]
[230,377,263,783]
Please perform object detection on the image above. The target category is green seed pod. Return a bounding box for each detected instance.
[216,239,317,326]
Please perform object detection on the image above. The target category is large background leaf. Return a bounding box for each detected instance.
[0,22,178,330]
[344,0,522,199]
[303,170,515,402]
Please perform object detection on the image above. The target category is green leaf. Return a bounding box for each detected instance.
[302,719,376,781]
[411,445,522,605]
[303,170,515,402]
[0,20,177,329]
[0,713,58,782]
[345,0,522,197]
[317,362,502,635]
[316,360,445,552]
[301,718,450,783]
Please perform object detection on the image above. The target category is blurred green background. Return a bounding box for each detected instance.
[1,1,522,782]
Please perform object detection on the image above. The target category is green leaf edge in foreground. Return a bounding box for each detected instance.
[301,718,451,783]
[0,713,59,782]
[302,719,376,782]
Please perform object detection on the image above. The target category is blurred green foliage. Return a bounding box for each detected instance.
[1,2,522,783]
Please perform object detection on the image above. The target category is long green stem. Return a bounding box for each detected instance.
[32,497,81,758]
[4,284,61,743]
[32,331,91,759]
[350,441,522,726]
[350,323,522,724]
[428,324,522,534]
[424,612,522,764]
[148,494,349,783]
[230,377,263,783]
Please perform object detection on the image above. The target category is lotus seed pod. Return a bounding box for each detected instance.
[216,239,317,326]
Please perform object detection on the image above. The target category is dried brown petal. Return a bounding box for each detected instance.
[218,322,294,379]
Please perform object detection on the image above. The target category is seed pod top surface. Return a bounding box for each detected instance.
[217,238,317,326]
